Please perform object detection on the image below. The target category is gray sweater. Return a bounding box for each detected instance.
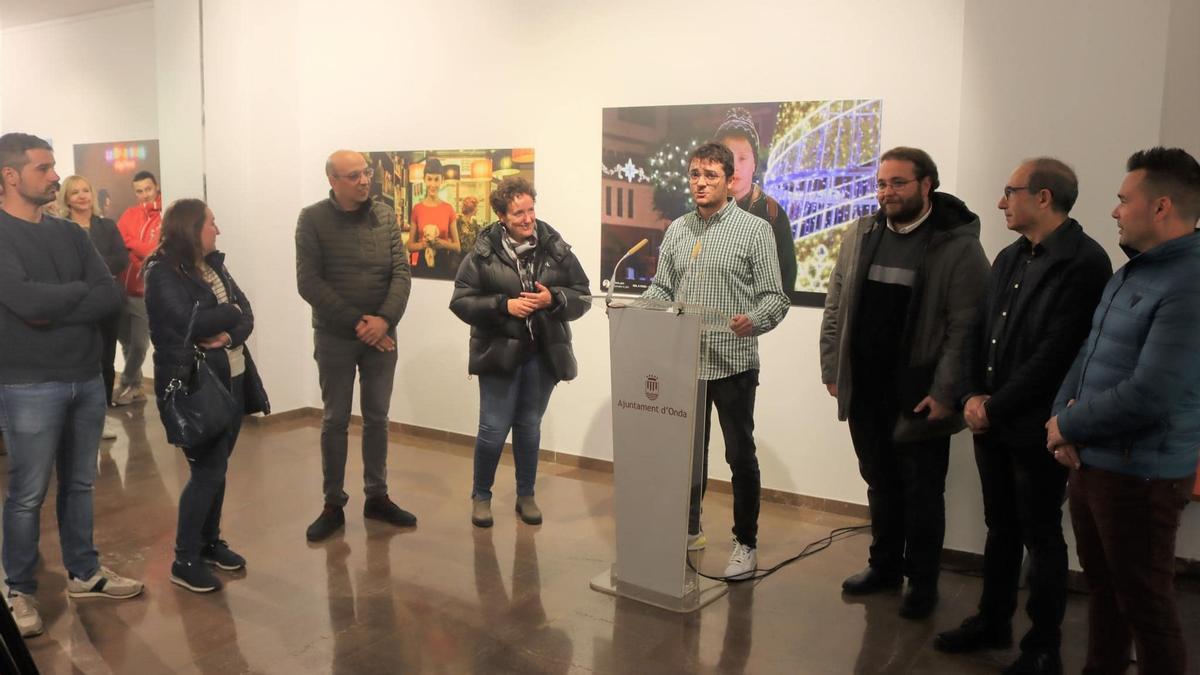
[295,194,411,338]
[0,211,122,384]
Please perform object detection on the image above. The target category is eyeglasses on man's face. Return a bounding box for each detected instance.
[1003,185,1034,199]
[876,177,919,192]
[336,167,375,182]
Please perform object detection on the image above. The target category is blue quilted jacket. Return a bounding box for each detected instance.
[1054,231,1200,479]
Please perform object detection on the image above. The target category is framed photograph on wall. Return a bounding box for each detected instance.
[601,100,882,306]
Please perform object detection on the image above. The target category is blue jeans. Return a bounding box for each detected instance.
[472,355,557,501]
[0,377,106,593]
[176,375,245,562]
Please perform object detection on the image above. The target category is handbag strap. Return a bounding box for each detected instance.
[166,300,203,393]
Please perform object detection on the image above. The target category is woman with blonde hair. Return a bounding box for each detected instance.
[58,176,129,437]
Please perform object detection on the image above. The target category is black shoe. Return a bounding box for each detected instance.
[898,584,938,620]
[170,560,222,593]
[934,614,1013,653]
[1003,649,1062,675]
[841,567,903,595]
[363,496,417,527]
[306,504,345,541]
[201,539,246,571]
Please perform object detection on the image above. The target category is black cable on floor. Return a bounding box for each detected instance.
[686,523,871,584]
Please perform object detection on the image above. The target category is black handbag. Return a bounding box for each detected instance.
[160,301,239,449]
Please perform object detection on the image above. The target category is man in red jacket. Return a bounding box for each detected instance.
[113,170,161,405]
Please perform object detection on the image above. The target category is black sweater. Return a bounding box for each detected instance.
[0,211,121,384]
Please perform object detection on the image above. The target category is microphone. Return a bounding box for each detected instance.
[605,238,649,305]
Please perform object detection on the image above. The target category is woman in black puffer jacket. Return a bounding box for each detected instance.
[450,177,590,528]
[143,198,269,594]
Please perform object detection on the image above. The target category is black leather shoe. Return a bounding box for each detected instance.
[305,504,345,542]
[1003,649,1062,675]
[364,496,417,527]
[934,614,1013,653]
[898,584,938,619]
[841,567,903,595]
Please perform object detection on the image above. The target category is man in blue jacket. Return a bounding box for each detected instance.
[1046,146,1200,675]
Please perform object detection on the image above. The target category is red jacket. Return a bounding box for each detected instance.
[116,197,162,296]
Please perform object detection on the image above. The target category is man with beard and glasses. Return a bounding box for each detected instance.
[820,146,989,619]
[0,133,143,638]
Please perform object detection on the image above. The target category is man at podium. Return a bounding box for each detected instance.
[642,142,789,580]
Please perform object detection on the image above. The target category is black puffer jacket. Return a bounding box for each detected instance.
[450,220,591,380]
[144,251,270,416]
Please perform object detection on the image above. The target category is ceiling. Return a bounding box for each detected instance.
[0,0,144,29]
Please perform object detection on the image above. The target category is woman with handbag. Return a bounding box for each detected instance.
[449,177,591,528]
[144,199,269,593]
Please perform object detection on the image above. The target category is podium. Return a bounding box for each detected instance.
[589,298,729,612]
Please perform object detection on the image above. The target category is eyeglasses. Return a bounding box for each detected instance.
[875,178,918,192]
[335,168,375,182]
[1003,185,1033,198]
[688,171,725,185]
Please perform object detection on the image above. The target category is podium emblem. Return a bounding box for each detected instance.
[645,375,659,401]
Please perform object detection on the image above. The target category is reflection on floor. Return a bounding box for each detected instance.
[4,403,1198,674]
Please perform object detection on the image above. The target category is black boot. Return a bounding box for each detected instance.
[934,614,1013,653]
[306,504,345,541]
[841,566,902,595]
[898,582,938,619]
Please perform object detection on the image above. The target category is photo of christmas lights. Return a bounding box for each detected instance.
[600,100,882,306]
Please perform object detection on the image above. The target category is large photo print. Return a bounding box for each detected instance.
[600,100,882,306]
[365,148,535,280]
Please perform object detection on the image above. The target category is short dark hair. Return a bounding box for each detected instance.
[424,157,444,176]
[154,198,207,270]
[1126,146,1200,224]
[1025,157,1079,214]
[0,133,53,172]
[489,176,536,217]
[880,146,940,192]
[133,170,158,185]
[688,142,734,181]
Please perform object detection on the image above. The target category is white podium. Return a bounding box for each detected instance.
[589,299,728,612]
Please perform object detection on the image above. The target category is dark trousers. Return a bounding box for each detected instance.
[99,313,119,406]
[974,433,1068,651]
[313,331,397,507]
[1069,465,1194,675]
[175,375,244,562]
[687,369,760,548]
[847,383,949,586]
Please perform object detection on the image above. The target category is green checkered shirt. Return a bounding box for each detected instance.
[643,198,789,380]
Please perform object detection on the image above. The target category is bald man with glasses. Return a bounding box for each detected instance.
[296,150,414,542]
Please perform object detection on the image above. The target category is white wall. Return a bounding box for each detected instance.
[1,3,157,177]
[58,0,1200,561]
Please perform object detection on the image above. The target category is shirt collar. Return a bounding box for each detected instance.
[1019,217,1073,257]
[696,197,736,224]
[887,204,932,234]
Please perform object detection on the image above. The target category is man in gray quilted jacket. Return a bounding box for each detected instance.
[296,150,413,541]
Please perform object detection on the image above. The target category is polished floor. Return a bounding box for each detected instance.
[2,402,1198,674]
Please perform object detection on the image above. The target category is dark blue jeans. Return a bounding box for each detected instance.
[175,375,244,562]
[688,369,761,548]
[472,355,557,501]
[0,376,106,593]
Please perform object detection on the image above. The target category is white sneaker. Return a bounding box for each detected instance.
[723,538,757,580]
[66,566,143,599]
[101,419,119,440]
[687,530,707,551]
[6,591,43,637]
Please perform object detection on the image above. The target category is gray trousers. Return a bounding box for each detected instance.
[314,330,397,507]
[117,295,149,388]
